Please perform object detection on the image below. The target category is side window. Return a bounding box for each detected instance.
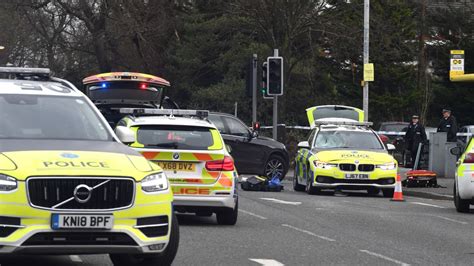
[223,117,249,136]
[208,115,227,134]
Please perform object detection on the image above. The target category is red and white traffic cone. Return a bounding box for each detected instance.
[391,174,405,202]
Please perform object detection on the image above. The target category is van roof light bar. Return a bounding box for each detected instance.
[118,108,209,119]
[0,67,51,76]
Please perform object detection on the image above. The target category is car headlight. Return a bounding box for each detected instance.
[0,174,17,192]
[141,172,169,193]
[376,162,396,170]
[313,160,337,169]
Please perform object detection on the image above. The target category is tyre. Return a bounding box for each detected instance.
[264,155,287,180]
[293,165,305,192]
[305,176,319,195]
[382,188,394,198]
[216,199,238,225]
[110,212,180,266]
[367,187,380,196]
[454,184,470,213]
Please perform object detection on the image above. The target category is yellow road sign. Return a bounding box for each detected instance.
[450,50,465,77]
[363,63,374,82]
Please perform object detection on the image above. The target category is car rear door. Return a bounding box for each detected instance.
[219,115,264,174]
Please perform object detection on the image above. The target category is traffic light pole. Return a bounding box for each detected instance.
[272,49,279,140]
[363,0,370,122]
[252,54,258,124]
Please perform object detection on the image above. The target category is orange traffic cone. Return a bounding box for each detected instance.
[391,174,405,202]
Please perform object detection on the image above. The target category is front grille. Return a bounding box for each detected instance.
[358,164,375,172]
[27,177,135,210]
[23,232,137,246]
[339,164,356,171]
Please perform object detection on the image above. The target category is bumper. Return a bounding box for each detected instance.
[457,169,474,200]
[173,194,236,209]
[313,183,396,190]
[310,167,397,190]
[0,184,173,255]
[1,242,168,255]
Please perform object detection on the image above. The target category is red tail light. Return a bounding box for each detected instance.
[379,134,389,143]
[139,83,148,90]
[463,153,474,163]
[205,156,235,171]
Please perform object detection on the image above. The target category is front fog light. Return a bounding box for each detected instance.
[148,243,166,251]
[0,174,17,192]
[142,172,168,193]
[376,162,396,170]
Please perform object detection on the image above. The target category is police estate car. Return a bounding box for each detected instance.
[293,106,397,197]
[0,68,178,265]
[451,141,474,213]
[117,109,239,225]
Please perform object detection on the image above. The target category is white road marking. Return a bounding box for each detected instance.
[239,209,267,220]
[249,259,285,266]
[360,250,410,266]
[410,202,446,209]
[260,198,302,205]
[417,192,453,198]
[69,255,82,262]
[281,224,336,242]
[430,215,468,225]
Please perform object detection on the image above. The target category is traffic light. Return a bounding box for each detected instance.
[261,62,271,98]
[267,57,283,96]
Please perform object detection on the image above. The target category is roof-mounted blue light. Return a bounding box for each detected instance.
[101,83,108,88]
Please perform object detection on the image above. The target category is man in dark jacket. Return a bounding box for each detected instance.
[437,108,458,142]
[404,115,427,168]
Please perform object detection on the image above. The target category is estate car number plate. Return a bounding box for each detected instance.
[344,174,369,179]
[51,214,113,229]
[156,162,195,172]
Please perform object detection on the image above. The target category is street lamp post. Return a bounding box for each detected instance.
[363,0,370,121]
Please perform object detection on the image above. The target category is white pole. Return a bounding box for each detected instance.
[252,54,258,123]
[272,49,279,140]
[363,0,370,122]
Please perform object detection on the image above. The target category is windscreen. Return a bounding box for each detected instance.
[314,130,384,150]
[136,125,221,150]
[0,94,111,141]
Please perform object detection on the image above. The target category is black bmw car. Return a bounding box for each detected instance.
[208,112,289,179]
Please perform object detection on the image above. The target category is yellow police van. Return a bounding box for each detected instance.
[117,109,239,225]
[0,68,178,265]
[294,105,398,196]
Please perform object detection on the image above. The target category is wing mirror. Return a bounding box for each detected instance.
[115,126,136,144]
[297,141,310,149]
[250,130,258,139]
[386,144,396,151]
